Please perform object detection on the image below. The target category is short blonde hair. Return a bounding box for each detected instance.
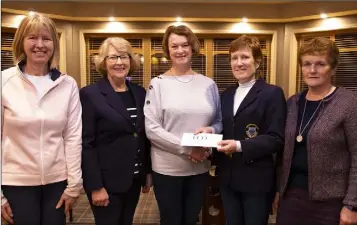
[229,35,262,64]
[298,37,340,69]
[94,37,140,77]
[12,12,59,69]
[162,25,200,59]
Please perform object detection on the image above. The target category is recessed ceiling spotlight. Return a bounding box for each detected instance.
[320,13,328,19]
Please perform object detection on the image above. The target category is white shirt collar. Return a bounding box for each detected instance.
[238,78,256,88]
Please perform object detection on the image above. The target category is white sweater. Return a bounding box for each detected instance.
[144,74,222,176]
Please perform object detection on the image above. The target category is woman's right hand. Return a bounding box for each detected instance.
[272,192,280,215]
[91,187,109,207]
[188,147,209,163]
[1,202,14,224]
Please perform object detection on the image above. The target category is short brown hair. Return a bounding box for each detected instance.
[12,12,59,69]
[298,37,340,69]
[162,25,200,59]
[94,37,140,77]
[229,35,263,64]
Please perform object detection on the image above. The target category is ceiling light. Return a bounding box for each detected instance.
[176,17,182,22]
[242,17,248,23]
[320,13,328,19]
[109,17,115,22]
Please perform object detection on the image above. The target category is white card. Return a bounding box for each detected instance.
[180,133,223,148]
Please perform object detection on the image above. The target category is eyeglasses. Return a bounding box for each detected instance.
[106,54,130,63]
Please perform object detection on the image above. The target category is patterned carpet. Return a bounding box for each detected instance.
[67,189,277,225]
[67,189,160,224]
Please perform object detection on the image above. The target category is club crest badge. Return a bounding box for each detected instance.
[245,124,259,138]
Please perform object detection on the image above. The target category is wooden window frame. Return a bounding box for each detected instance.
[80,30,278,89]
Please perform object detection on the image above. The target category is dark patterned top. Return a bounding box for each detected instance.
[117,91,140,175]
[288,88,337,190]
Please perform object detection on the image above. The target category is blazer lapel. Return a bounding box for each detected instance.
[234,78,264,117]
[284,93,300,165]
[223,86,236,139]
[98,79,133,126]
[225,86,236,121]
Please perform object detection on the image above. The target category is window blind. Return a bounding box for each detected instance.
[1,31,15,71]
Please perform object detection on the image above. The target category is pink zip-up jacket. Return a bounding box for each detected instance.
[1,63,83,205]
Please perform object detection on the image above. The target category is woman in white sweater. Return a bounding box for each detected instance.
[144,25,222,225]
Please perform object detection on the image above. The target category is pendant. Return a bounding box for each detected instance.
[296,135,303,143]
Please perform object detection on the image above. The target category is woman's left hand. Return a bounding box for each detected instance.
[340,206,357,225]
[56,193,77,215]
[142,174,152,193]
[194,126,214,134]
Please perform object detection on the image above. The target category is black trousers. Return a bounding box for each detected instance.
[88,178,142,225]
[152,172,208,225]
[220,185,271,225]
[2,181,67,225]
[276,187,342,225]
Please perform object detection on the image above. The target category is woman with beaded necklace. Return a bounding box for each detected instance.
[144,25,222,225]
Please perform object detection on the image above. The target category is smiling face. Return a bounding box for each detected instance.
[301,54,333,88]
[230,47,259,83]
[105,45,131,82]
[168,33,192,67]
[23,26,54,67]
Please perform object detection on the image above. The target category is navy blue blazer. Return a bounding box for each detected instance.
[216,78,286,193]
[80,78,151,194]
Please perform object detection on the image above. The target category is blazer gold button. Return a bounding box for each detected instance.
[133,133,137,137]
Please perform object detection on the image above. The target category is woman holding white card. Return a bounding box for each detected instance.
[144,25,222,225]
[216,35,286,225]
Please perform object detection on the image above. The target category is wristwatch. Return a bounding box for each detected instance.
[345,205,357,212]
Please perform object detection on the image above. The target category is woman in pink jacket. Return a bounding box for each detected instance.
[1,13,82,225]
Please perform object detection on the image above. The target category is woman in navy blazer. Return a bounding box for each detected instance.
[80,37,151,225]
[216,35,287,225]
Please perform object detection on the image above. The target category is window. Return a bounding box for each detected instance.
[296,30,357,92]
[84,34,273,91]
[85,36,144,86]
[150,38,171,78]
[1,30,15,71]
